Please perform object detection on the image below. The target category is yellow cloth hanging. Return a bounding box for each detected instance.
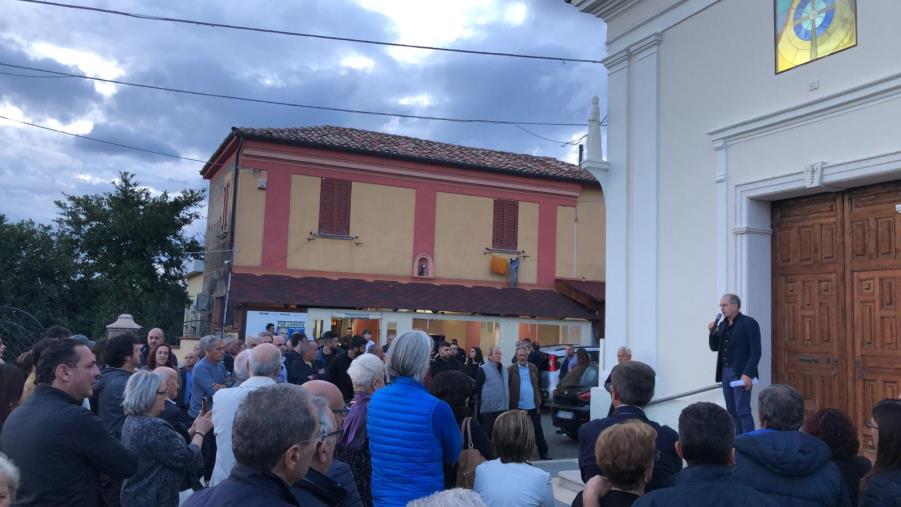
[490,255,508,276]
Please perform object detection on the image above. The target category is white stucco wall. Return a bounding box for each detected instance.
[590,0,901,403]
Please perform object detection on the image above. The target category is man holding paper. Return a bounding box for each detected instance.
[708,293,761,435]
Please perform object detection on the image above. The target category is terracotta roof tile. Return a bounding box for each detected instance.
[233,125,595,183]
[230,273,595,320]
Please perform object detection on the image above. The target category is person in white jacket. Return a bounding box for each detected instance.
[210,343,280,486]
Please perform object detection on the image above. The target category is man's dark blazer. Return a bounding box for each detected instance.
[177,366,190,409]
[578,405,682,490]
[708,312,761,383]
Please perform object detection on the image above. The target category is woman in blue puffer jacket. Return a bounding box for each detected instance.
[368,330,461,506]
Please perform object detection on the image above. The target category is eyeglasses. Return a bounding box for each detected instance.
[319,428,344,442]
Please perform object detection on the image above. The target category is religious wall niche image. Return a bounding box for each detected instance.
[775,0,857,73]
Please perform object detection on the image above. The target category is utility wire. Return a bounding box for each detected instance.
[0,61,587,127]
[16,0,604,65]
[0,114,212,164]
[0,70,73,78]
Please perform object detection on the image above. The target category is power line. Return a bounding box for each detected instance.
[0,70,73,78]
[16,0,604,65]
[0,114,211,164]
[0,61,588,127]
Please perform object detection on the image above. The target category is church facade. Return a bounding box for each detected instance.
[571,0,900,443]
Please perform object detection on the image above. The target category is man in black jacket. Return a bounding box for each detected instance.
[1,338,137,506]
[631,402,778,507]
[286,339,325,385]
[708,293,762,435]
[93,334,142,441]
[578,361,682,490]
[326,335,367,401]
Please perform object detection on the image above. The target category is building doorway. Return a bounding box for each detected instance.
[772,181,901,452]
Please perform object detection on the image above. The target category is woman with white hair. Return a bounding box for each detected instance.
[368,330,462,506]
[120,370,212,507]
[0,452,19,507]
[335,353,385,506]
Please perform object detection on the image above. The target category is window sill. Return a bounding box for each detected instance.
[485,247,523,255]
[309,232,357,241]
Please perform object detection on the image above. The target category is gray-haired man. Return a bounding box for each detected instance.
[474,346,509,437]
[184,384,319,507]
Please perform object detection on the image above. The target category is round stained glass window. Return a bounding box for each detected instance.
[793,0,836,41]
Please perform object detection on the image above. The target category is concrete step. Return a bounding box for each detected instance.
[558,469,584,493]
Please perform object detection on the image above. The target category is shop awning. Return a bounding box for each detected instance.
[229,273,595,320]
[554,278,605,311]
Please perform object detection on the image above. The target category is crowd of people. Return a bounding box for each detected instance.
[0,324,899,507]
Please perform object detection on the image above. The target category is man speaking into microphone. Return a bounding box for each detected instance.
[708,293,761,435]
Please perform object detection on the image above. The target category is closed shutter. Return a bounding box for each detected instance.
[492,199,518,250]
[319,179,352,235]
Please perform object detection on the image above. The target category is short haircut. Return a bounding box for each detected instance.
[617,346,632,356]
[122,370,162,416]
[361,329,372,337]
[35,339,82,385]
[0,452,19,503]
[320,330,338,341]
[106,334,138,368]
[43,325,71,339]
[233,349,252,383]
[232,384,318,471]
[407,488,487,507]
[610,361,655,407]
[596,420,657,490]
[439,341,451,348]
[678,402,734,466]
[245,334,261,348]
[249,347,280,378]
[312,396,335,437]
[430,370,472,419]
[199,335,222,354]
[290,332,307,348]
[385,330,433,383]
[759,384,804,431]
[723,293,742,309]
[348,353,385,393]
[492,410,534,463]
[350,335,368,350]
[265,323,274,330]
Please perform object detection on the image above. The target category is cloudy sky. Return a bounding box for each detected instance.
[0,0,607,236]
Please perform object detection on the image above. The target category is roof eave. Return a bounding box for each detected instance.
[237,131,596,185]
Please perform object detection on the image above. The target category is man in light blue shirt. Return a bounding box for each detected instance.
[508,346,550,460]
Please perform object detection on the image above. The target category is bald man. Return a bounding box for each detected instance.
[301,381,361,506]
[140,327,178,368]
[210,343,281,486]
[154,367,194,444]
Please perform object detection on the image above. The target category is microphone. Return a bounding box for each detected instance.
[711,313,722,334]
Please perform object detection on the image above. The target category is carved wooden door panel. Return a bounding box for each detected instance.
[772,193,847,421]
[846,182,901,452]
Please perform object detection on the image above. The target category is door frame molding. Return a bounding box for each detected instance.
[729,151,901,394]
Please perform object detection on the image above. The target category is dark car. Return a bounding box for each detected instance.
[551,362,599,440]
[538,345,600,402]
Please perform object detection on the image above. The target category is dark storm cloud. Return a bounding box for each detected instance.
[0,0,606,227]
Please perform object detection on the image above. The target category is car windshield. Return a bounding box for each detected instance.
[580,365,599,387]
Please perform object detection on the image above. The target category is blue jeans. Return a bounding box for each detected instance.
[721,367,754,435]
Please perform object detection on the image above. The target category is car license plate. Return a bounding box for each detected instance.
[557,410,574,420]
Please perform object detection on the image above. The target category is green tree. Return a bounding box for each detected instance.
[0,215,76,355]
[55,171,205,339]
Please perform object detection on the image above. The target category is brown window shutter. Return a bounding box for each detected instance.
[493,199,518,250]
[319,179,336,234]
[319,179,351,235]
[335,180,351,235]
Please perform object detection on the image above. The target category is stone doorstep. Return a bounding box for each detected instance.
[551,477,579,506]
[558,469,585,492]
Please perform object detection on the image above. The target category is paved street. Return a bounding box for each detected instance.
[539,409,580,460]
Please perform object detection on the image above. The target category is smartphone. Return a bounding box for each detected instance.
[200,396,210,415]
